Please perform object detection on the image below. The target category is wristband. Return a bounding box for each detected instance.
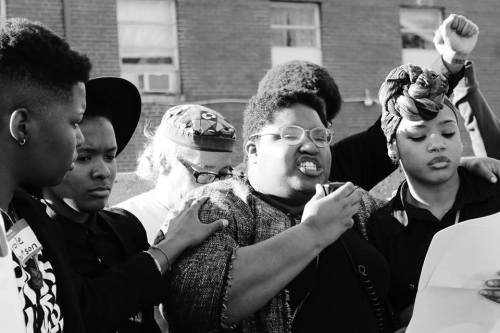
[442,51,467,68]
[150,244,172,272]
[451,58,466,65]
[145,250,164,274]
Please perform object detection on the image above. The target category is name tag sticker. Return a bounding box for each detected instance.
[6,218,42,266]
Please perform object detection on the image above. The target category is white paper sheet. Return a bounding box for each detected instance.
[0,214,27,333]
[407,211,500,333]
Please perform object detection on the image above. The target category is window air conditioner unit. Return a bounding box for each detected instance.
[138,72,174,93]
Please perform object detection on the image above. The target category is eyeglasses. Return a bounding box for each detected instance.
[249,125,334,148]
[177,158,233,184]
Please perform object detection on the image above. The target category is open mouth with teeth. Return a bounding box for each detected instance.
[297,159,324,177]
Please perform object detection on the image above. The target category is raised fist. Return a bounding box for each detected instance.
[434,14,479,62]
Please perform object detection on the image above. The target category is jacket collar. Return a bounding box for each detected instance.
[388,167,498,227]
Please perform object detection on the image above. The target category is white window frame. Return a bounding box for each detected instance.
[400,6,444,68]
[270,1,322,66]
[117,0,180,94]
[0,0,6,22]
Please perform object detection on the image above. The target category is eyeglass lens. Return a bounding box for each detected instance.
[196,173,217,184]
[281,126,332,147]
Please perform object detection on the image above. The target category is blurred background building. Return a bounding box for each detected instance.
[2,0,499,173]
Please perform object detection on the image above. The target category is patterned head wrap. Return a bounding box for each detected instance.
[158,104,236,152]
[378,64,453,143]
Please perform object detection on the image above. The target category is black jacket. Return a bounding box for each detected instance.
[369,167,500,312]
[12,190,86,333]
[330,116,394,190]
[56,208,166,333]
[13,191,168,333]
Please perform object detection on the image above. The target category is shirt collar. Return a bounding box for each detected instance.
[247,180,304,220]
[389,167,497,227]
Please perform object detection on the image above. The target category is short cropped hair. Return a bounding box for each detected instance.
[0,18,91,100]
[257,60,342,122]
[243,89,327,146]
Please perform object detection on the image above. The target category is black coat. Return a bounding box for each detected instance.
[12,190,86,333]
[330,116,394,190]
[71,208,164,333]
[369,167,500,312]
[13,191,167,333]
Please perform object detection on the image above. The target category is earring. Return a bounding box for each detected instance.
[18,138,26,146]
[387,141,399,164]
[388,151,399,163]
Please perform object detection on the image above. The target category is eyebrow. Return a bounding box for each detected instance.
[78,147,117,153]
[203,164,220,169]
[438,119,456,125]
[191,164,219,170]
[408,119,456,129]
[190,163,232,172]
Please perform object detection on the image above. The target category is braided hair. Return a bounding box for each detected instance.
[378,64,453,143]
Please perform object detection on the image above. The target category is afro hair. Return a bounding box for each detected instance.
[243,88,327,146]
[257,60,342,122]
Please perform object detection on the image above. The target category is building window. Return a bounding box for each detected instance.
[400,7,443,68]
[117,0,179,94]
[270,2,322,67]
[0,0,6,22]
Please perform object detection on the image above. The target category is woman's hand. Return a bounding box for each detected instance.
[164,197,228,247]
[434,14,478,74]
[301,182,361,248]
[480,271,500,303]
[152,197,228,267]
[460,156,500,183]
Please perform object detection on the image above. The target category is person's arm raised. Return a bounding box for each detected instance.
[433,14,478,75]
[434,15,500,161]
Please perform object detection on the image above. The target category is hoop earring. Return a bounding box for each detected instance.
[18,138,26,146]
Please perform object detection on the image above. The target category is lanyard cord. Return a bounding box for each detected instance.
[454,210,461,224]
[0,206,17,230]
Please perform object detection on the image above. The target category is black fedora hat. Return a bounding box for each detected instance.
[85,77,142,156]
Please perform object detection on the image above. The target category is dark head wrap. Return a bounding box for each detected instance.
[378,64,452,142]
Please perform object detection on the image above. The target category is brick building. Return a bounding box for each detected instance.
[2,0,500,172]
